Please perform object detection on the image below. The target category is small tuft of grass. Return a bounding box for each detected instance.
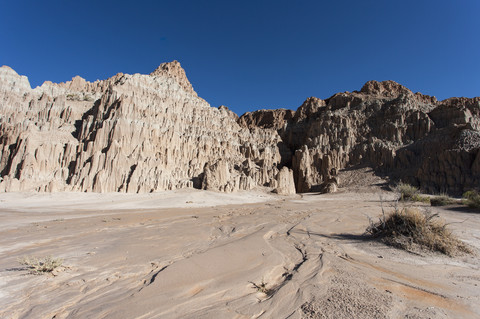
[410,194,430,204]
[249,278,272,295]
[395,182,419,201]
[430,194,458,207]
[66,93,81,101]
[463,190,480,209]
[18,256,64,275]
[395,183,429,203]
[365,206,471,256]
[83,95,94,101]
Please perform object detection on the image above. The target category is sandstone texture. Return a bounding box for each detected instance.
[0,62,283,193]
[239,82,480,195]
[273,166,296,195]
[1,63,479,195]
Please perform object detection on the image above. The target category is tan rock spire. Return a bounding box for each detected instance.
[150,60,196,95]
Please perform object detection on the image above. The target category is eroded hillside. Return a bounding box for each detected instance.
[1,62,479,194]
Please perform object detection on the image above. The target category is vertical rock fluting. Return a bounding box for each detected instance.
[1,64,479,195]
[238,80,480,195]
[273,166,296,195]
[0,62,284,193]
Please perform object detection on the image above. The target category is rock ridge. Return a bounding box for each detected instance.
[1,63,479,195]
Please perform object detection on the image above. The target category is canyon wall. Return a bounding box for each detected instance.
[240,81,480,195]
[1,62,479,195]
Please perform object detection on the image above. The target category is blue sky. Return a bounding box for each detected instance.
[1,0,479,115]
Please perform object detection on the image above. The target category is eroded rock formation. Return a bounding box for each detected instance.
[239,81,480,195]
[1,62,479,195]
[0,62,283,193]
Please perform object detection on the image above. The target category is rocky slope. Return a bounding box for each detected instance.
[1,62,479,195]
[240,82,480,195]
[0,62,288,194]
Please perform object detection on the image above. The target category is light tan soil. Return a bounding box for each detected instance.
[0,189,478,318]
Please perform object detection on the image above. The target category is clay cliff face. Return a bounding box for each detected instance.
[1,62,479,195]
[239,81,480,195]
[0,62,289,194]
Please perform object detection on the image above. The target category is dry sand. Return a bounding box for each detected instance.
[0,188,479,318]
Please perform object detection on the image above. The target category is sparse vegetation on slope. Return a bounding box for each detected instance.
[366,207,471,256]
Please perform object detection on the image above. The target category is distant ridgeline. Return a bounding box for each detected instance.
[1,62,479,195]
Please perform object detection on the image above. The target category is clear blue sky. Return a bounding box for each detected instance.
[1,0,479,115]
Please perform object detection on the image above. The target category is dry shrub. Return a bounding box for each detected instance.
[395,182,418,200]
[366,207,471,256]
[463,190,480,209]
[18,256,63,274]
[430,194,458,206]
[249,278,272,295]
[410,194,431,204]
[395,183,430,203]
